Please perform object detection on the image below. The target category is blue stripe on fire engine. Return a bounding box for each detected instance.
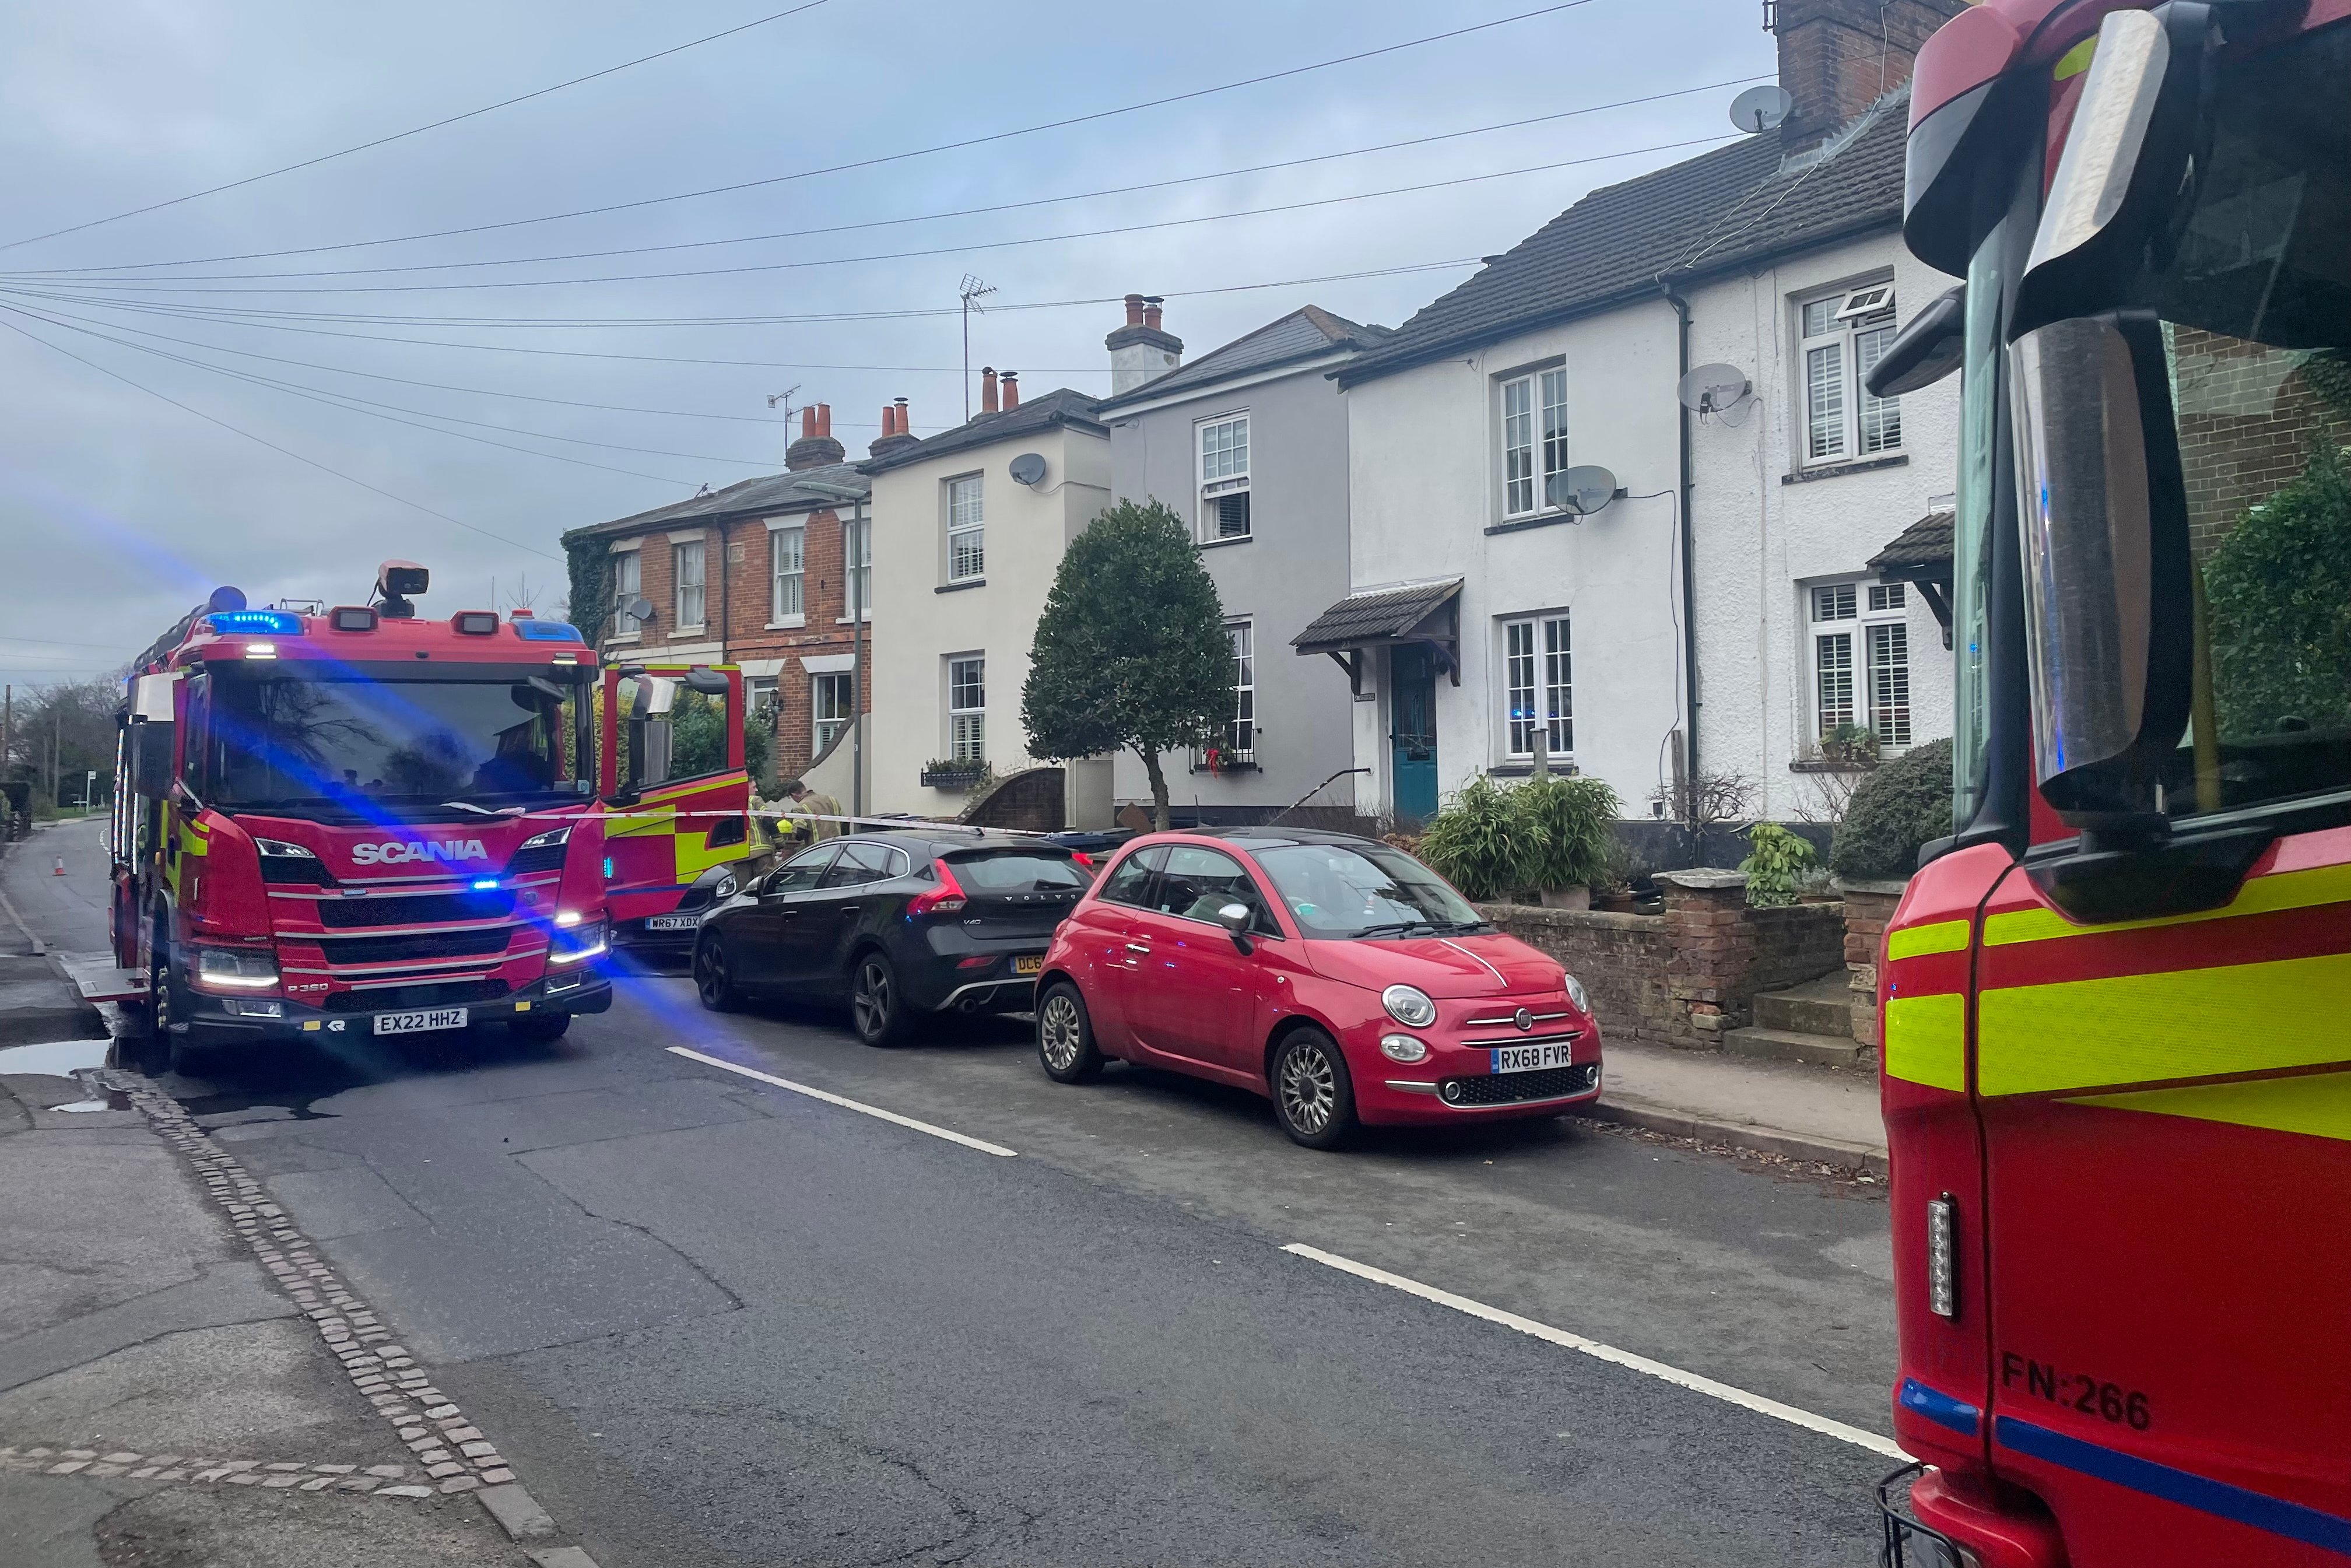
[1996,1416,2351,1557]
[1897,1378,1979,1437]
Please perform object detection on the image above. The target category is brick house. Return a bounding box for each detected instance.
[562,402,917,774]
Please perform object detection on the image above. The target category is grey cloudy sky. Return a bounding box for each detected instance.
[0,0,1772,690]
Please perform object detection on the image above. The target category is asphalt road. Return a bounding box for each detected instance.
[16,818,1901,1566]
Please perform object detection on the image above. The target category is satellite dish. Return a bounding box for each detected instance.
[1008,452,1048,487]
[1546,465,1619,517]
[1729,85,1794,134]
[623,595,655,624]
[1676,363,1753,417]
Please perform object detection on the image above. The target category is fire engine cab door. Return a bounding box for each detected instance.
[1972,847,2351,1562]
[601,666,752,924]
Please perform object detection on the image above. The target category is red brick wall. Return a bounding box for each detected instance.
[1479,876,1845,1050]
[2171,327,2351,562]
[605,510,870,780]
[1839,882,1904,1047]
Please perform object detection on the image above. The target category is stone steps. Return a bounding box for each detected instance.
[1722,1024,1870,1069]
[1753,973,1852,1037]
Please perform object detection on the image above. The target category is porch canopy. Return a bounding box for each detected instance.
[1292,578,1464,694]
[1868,508,1954,644]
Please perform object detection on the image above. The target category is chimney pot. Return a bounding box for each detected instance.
[1001,372,1020,410]
[981,367,999,415]
[1143,297,1164,331]
[801,406,817,439]
[1124,293,1146,327]
[879,403,895,436]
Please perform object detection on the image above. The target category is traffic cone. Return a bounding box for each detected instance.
[54,857,66,876]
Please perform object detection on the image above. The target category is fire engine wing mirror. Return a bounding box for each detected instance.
[682,667,730,696]
[1865,285,1964,399]
[131,722,176,799]
[2008,309,2193,823]
[626,675,678,720]
[2009,5,2210,339]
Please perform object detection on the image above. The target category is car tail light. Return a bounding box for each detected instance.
[1071,851,1094,868]
[907,861,968,917]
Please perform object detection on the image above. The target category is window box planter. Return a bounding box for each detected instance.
[921,764,989,790]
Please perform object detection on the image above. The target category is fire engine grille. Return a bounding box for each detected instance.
[1440,1064,1599,1107]
[315,890,516,928]
[259,857,332,886]
[323,978,511,1013]
[313,928,513,966]
[505,843,566,875]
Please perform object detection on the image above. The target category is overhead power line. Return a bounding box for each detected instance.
[8,75,1764,282]
[0,256,1488,331]
[31,1,1599,273]
[0,311,574,560]
[15,135,1737,299]
[0,0,836,257]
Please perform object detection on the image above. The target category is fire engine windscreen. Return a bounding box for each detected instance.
[202,667,594,813]
[2013,18,2351,819]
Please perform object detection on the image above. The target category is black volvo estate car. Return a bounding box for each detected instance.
[690,830,1090,1045]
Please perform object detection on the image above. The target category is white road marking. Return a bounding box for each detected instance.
[667,1046,1018,1157]
[1282,1243,1906,1460]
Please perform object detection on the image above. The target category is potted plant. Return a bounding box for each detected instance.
[1514,774,1621,909]
[920,757,989,790]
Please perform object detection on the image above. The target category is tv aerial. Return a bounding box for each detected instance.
[1677,363,1755,422]
[1729,85,1794,134]
[1546,465,1620,518]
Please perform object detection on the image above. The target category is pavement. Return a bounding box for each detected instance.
[1587,1043,1888,1174]
[4,815,1906,1566]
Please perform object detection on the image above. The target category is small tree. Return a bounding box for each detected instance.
[1023,500,1231,830]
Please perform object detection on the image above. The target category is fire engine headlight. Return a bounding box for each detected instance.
[195,946,280,990]
[1379,1034,1430,1064]
[550,917,608,964]
[252,837,316,859]
[1381,984,1438,1028]
[520,825,572,850]
[1562,972,1590,1013]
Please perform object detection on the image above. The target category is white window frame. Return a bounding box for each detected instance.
[946,654,985,764]
[1500,366,1570,518]
[769,522,805,625]
[672,541,706,631]
[812,671,854,757]
[1198,413,1251,542]
[1798,283,1902,466]
[610,549,643,639]
[746,676,779,721]
[1499,612,1573,759]
[843,515,871,620]
[1809,578,1913,749]
[945,474,984,583]
[1195,621,1256,768]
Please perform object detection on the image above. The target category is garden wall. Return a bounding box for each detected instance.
[1478,869,1845,1050]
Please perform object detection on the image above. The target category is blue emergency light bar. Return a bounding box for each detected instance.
[513,619,584,643]
[207,609,304,636]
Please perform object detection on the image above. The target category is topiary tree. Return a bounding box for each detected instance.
[1023,500,1231,830]
[2202,438,2351,742]
[1830,737,1954,881]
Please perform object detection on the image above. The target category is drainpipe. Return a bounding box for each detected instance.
[1659,276,1700,813]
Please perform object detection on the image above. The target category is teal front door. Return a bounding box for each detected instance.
[1388,644,1439,827]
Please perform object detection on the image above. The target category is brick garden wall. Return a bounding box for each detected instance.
[1478,871,1845,1050]
[1837,879,1906,1047]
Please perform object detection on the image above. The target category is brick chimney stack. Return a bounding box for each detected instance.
[980,367,999,416]
[1000,372,1020,410]
[786,399,845,470]
[867,398,919,459]
[1771,0,1966,147]
[1106,290,1182,397]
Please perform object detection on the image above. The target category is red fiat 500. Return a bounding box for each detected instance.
[1033,828,1601,1148]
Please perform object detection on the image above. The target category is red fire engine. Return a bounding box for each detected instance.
[1873,0,2350,1562]
[110,560,753,1071]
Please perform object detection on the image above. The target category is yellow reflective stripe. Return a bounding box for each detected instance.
[1885,992,1967,1090]
[1979,952,2351,1096]
[1889,919,1970,960]
[1984,862,2351,946]
[2068,1071,2351,1143]
[605,808,675,841]
[2054,35,2097,80]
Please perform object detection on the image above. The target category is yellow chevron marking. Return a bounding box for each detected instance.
[1889,919,1970,961]
[2069,1071,2351,1143]
[1885,992,1967,1091]
[1982,862,2351,948]
[1979,952,2351,1096]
